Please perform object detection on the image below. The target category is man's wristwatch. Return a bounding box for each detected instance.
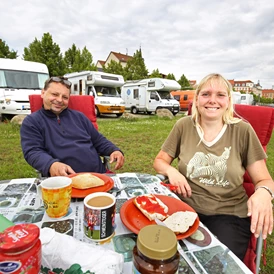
[255,186,274,200]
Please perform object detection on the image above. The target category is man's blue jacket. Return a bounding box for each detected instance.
[20,107,122,176]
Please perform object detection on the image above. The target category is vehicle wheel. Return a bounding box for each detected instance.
[131,107,138,114]
[146,111,152,115]
[172,112,177,116]
[116,113,123,117]
[95,106,101,117]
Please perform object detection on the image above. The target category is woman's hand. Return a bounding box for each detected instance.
[167,168,192,197]
[247,189,273,239]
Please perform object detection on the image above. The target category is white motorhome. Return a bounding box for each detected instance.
[232,91,242,104]
[65,71,125,117]
[240,93,254,105]
[121,78,180,115]
[0,58,49,118]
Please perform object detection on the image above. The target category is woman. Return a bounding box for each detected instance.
[153,73,273,260]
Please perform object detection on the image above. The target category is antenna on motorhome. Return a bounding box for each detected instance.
[126,48,128,55]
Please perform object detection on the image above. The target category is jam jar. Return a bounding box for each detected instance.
[133,224,180,274]
[0,223,41,274]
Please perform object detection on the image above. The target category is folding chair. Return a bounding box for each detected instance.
[182,102,274,273]
[28,94,110,173]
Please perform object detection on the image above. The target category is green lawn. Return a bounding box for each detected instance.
[0,114,273,273]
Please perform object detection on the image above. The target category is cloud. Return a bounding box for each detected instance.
[1,0,274,88]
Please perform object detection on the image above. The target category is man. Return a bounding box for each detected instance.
[20,76,124,177]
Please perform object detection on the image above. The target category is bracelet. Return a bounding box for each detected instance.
[255,186,274,200]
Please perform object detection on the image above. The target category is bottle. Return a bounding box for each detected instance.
[133,224,180,274]
[0,223,41,274]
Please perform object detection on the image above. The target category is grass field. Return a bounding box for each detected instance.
[0,113,273,273]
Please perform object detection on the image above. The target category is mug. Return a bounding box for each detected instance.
[39,176,72,218]
[83,192,116,241]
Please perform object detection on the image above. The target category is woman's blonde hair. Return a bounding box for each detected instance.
[191,73,241,127]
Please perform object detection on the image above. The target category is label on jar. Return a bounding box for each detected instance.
[0,261,22,273]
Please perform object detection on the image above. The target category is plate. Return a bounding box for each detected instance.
[120,194,199,240]
[69,173,114,198]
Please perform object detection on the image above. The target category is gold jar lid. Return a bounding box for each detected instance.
[137,225,177,260]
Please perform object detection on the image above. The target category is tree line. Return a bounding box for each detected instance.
[0,33,192,90]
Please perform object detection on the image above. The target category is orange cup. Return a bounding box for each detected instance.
[39,177,72,218]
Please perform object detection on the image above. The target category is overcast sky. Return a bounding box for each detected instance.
[1,0,274,88]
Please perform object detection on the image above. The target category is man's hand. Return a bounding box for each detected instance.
[109,151,124,170]
[49,162,75,176]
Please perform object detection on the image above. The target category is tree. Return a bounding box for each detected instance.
[64,44,97,73]
[149,68,162,78]
[166,73,176,80]
[123,48,148,80]
[103,60,124,75]
[0,39,18,59]
[23,33,65,76]
[178,74,191,90]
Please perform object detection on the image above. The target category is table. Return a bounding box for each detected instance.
[0,173,252,274]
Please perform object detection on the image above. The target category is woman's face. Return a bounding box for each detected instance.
[196,80,230,122]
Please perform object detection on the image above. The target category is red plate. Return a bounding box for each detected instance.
[68,173,114,198]
[120,194,199,240]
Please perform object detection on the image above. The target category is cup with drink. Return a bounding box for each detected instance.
[83,192,116,241]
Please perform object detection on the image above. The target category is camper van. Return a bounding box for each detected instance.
[0,58,49,118]
[170,90,195,111]
[65,71,125,117]
[121,78,180,115]
[232,91,242,104]
[240,93,254,105]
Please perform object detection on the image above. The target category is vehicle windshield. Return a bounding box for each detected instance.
[0,69,48,89]
[157,91,174,100]
[94,86,121,97]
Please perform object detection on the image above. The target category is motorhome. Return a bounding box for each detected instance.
[240,93,254,105]
[121,78,180,115]
[170,90,195,111]
[0,58,49,119]
[232,91,242,104]
[65,71,125,117]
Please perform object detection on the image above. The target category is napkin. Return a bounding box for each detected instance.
[40,227,123,274]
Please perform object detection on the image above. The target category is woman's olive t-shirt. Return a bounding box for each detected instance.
[161,116,267,217]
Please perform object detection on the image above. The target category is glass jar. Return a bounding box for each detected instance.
[0,223,41,274]
[133,224,180,274]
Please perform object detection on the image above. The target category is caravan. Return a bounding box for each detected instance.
[65,71,125,117]
[0,58,49,118]
[170,90,195,110]
[121,78,180,115]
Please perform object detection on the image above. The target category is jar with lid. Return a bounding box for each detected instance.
[132,224,180,274]
[0,223,41,274]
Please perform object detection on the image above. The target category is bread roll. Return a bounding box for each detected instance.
[71,173,105,189]
[133,194,168,221]
[163,211,197,234]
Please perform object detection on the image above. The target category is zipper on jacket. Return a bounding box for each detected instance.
[56,115,65,134]
[57,115,61,124]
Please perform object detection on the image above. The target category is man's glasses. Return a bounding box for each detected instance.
[47,77,72,88]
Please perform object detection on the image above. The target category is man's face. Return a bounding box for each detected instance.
[41,82,70,115]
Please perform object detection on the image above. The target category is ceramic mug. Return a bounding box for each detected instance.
[83,192,116,241]
[38,176,72,218]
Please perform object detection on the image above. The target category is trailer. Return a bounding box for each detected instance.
[65,71,125,117]
[0,58,49,118]
[121,78,180,115]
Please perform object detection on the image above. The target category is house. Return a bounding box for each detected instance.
[96,51,133,71]
[262,89,274,99]
[228,79,262,96]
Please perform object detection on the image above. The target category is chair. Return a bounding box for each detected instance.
[187,102,274,273]
[29,94,98,130]
[28,94,110,172]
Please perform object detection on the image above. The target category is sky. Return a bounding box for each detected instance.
[1,0,274,89]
